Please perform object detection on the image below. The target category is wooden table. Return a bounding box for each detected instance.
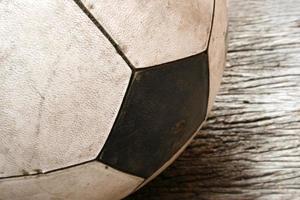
[127,0,300,199]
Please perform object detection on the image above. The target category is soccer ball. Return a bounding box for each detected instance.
[0,0,227,199]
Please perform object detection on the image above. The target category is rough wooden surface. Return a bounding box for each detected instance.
[127,0,300,199]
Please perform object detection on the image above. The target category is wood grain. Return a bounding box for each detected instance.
[127,0,300,199]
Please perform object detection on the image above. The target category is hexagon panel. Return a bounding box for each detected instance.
[81,0,214,68]
[0,0,131,177]
[0,161,143,200]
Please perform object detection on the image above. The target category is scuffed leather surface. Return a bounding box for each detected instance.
[0,0,131,177]
[82,0,214,68]
[0,161,143,200]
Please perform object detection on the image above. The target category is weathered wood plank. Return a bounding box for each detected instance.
[128,0,300,199]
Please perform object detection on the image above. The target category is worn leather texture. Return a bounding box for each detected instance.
[82,0,214,68]
[0,161,143,200]
[0,0,131,177]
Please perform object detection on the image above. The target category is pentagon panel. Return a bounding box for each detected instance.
[99,53,209,178]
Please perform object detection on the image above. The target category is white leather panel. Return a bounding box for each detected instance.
[82,0,214,68]
[0,0,131,177]
[0,161,143,200]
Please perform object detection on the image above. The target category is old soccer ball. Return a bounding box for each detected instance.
[0,0,228,199]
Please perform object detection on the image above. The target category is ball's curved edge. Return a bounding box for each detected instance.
[132,121,206,193]
[207,0,229,114]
